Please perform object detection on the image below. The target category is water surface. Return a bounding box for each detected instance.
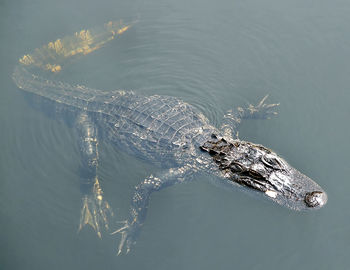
[1,0,350,269]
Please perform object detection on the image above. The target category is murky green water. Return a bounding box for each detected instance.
[1,0,350,269]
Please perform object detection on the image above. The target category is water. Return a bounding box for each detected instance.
[1,0,350,269]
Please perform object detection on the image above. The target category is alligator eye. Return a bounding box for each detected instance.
[248,170,263,179]
[261,154,282,169]
[230,162,244,172]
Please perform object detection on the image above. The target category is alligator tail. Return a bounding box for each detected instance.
[17,20,135,73]
[12,20,136,106]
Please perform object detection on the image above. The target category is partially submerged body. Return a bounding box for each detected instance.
[13,21,327,254]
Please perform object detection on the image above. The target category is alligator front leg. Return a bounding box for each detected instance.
[111,164,195,255]
[76,111,113,238]
[220,95,279,140]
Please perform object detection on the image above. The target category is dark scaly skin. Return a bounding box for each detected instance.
[12,21,327,255]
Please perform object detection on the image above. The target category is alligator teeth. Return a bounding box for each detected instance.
[265,190,277,198]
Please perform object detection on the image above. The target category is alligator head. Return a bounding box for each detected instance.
[200,137,327,210]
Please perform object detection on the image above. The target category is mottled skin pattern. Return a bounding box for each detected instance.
[12,21,327,255]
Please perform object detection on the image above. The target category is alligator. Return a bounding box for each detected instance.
[12,20,327,255]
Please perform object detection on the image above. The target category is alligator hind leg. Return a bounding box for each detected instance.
[111,164,196,255]
[76,111,113,238]
[220,95,279,140]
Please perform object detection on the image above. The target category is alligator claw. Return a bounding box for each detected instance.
[111,220,136,255]
[247,94,279,119]
[78,178,114,238]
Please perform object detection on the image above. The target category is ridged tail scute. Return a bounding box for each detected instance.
[13,20,135,106]
[17,20,135,73]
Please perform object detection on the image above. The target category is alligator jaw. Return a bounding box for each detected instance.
[201,138,327,211]
[265,167,327,211]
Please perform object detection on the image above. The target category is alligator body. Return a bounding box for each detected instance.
[12,21,327,254]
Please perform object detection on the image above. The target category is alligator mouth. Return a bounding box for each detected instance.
[200,137,328,211]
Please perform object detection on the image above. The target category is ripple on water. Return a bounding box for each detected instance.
[111,19,250,128]
[9,11,288,245]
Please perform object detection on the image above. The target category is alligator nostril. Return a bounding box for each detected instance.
[305,191,327,208]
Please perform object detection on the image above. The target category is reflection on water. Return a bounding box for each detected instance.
[1,0,350,269]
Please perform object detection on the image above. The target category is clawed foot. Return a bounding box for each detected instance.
[78,178,114,238]
[111,220,137,255]
[246,95,279,119]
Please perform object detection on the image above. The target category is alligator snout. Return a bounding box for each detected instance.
[304,191,328,208]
